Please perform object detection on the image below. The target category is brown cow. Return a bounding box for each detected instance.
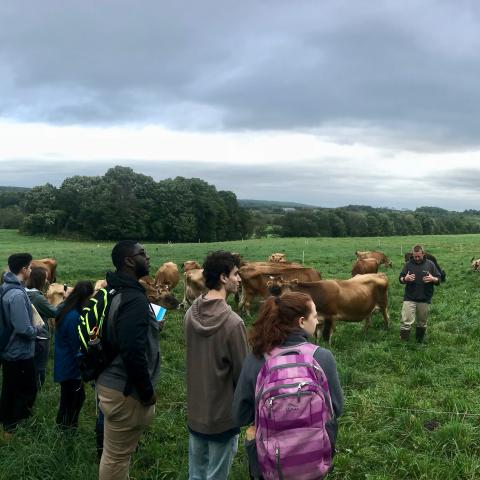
[351,258,379,276]
[471,258,480,272]
[355,251,392,267]
[183,260,202,272]
[139,276,180,310]
[275,273,389,343]
[31,258,58,282]
[46,283,73,306]
[94,279,108,292]
[238,262,322,315]
[155,262,180,291]
[181,268,208,307]
[267,253,287,263]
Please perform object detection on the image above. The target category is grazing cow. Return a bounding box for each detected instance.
[181,268,208,307]
[404,252,446,282]
[155,262,180,291]
[471,258,480,271]
[139,276,180,310]
[183,260,202,272]
[267,253,287,263]
[31,258,58,282]
[238,262,322,315]
[355,251,392,268]
[46,283,73,306]
[351,258,380,276]
[274,273,389,343]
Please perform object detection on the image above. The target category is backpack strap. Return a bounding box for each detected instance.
[266,342,318,360]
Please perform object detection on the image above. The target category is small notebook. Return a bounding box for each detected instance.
[150,303,167,322]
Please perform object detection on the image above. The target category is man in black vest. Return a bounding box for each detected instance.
[399,244,441,343]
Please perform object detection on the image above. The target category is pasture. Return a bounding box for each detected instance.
[1,229,480,479]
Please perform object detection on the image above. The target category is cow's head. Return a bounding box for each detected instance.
[381,255,393,268]
[140,276,180,309]
[268,253,287,263]
[183,260,201,272]
[266,276,298,295]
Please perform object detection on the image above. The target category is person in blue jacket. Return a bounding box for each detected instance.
[54,280,93,430]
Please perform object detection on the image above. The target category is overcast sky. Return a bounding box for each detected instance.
[1,0,480,210]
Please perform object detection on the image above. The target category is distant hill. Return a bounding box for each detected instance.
[239,199,317,209]
[0,186,30,192]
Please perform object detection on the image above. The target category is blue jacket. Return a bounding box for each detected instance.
[54,308,82,382]
[1,271,40,361]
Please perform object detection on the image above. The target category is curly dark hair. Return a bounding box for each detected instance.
[202,251,240,290]
[248,291,314,357]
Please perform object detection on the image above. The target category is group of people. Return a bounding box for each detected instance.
[0,254,93,436]
[0,241,440,479]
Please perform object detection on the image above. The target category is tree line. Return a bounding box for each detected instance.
[0,167,250,242]
[2,168,480,240]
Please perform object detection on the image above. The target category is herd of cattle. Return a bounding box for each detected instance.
[10,249,479,341]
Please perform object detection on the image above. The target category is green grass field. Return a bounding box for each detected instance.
[1,229,480,479]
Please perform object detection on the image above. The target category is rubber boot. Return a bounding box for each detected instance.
[416,327,426,344]
[400,329,410,341]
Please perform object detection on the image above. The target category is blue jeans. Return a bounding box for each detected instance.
[188,433,239,480]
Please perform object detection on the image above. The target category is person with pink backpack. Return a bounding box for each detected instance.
[232,292,343,479]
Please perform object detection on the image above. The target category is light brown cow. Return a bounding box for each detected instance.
[94,279,108,292]
[31,258,58,282]
[155,262,180,291]
[183,260,202,272]
[267,253,287,263]
[351,258,380,276]
[355,251,392,267]
[275,273,389,343]
[238,262,322,315]
[46,283,73,306]
[471,258,480,271]
[181,268,208,307]
[139,276,180,310]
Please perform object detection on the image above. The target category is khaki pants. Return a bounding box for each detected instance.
[97,385,155,480]
[400,301,429,331]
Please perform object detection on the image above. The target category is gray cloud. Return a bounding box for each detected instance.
[1,159,478,211]
[1,1,480,149]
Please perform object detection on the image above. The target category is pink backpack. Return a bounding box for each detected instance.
[255,343,333,479]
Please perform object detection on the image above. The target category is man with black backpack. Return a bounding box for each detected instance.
[95,240,160,480]
[0,253,44,435]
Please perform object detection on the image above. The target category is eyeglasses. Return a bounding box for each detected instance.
[130,252,147,258]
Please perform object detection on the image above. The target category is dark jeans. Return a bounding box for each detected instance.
[34,338,50,389]
[56,379,85,430]
[0,358,37,432]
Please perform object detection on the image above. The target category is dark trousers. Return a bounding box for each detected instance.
[34,338,50,389]
[0,358,37,432]
[56,379,85,430]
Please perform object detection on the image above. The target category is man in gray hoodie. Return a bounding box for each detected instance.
[0,253,44,434]
[185,251,248,480]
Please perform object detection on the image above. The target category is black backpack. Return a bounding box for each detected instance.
[0,283,23,353]
[77,287,121,382]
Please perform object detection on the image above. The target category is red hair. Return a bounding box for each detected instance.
[248,292,313,357]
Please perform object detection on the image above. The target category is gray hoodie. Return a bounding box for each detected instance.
[184,295,248,436]
[1,272,42,361]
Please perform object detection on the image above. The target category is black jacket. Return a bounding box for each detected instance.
[399,258,441,303]
[96,271,160,402]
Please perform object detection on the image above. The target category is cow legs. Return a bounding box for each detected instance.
[321,318,333,344]
[363,315,372,334]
